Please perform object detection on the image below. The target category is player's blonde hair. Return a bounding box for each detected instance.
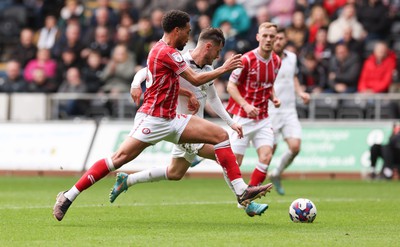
[258,22,278,32]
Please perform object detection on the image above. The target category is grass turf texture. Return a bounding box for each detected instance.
[0,176,399,247]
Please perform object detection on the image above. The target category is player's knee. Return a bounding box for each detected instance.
[259,152,272,164]
[215,130,229,143]
[290,146,300,155]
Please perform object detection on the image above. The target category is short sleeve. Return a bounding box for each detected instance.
[164,50,188,75]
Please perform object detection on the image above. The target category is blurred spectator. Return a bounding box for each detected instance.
[286,10,309,51]
[58,0,86,30]
[89,0,118,28]
[247,6,271,49]
[24,48,57,83]
[369,121,400,179]
[298,52,328,93]
[118,11,138,34]
[115,0,139,24]
[327,4,365,44]
[114,26,135,53]
[302,27,332,73]
[84,6,116,45]
[268,0,296,27]
[57,67,88,118]
[150,8,164,39]
[326,43,361,93]
[55,48,81,87]
[323,0,347,18]
[236,0,271,18]
[35,14,61,50]
[0,60,28,93]
[81,50,105,93]
[192,14,212,42]
[212,0,251,36]
[51,23,84,62]
[10,28,37,67]
[99,44,139,94]
[358,41,397,93]
[339,25,365,59]
[131,16,161,66]
[219,21,240,58]
[27,67,57,93]
[357,0,391,41]
[186,0,215,26]
[307,5,330,43]
[81,26,114,66]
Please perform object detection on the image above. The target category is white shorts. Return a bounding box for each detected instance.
[129,112,192,145]
[171,143,205,163]
[229,115,274,155]
[270,111,301,144]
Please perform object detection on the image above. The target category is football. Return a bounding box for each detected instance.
[289,198,317,223]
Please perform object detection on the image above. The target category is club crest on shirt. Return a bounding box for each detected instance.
[142,128,151,134]
[172,52,183,63]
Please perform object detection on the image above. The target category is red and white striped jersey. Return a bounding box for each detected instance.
[138,40,188,119]
[226,49,281,120]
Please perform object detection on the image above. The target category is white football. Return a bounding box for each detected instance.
[289,198,317,223]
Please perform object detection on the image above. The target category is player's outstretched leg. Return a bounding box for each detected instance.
[269,174,285,195]
[53,191,72,221]
[245,201,269,217]
[109,172,129,203]
[237,183,273,206]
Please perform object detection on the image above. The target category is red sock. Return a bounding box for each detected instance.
[214,141,242,181]
[249,168,266,186]
[75,158,111,192]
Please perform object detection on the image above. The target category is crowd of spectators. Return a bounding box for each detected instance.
[0,0,399,118]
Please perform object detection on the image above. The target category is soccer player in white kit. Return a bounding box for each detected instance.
[268,28,310,195]
[226,22,281,187]
[53,11,272,221]
[109,28,270,217]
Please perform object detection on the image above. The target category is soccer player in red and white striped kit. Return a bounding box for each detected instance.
[227,22,282,189]
[53,10,273,221]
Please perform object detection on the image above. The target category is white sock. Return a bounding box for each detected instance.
[256,162,269,173]
[222,170,236,196]
[272,150,295,177]
[64,186,80,202]
[127,166,167,186]
[231,178,247,195]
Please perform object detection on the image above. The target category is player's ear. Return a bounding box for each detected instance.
[256,33,260,42]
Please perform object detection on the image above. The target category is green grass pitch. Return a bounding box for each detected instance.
[0,176,399,247]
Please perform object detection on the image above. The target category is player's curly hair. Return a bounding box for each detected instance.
[162,10,190,33]
[198,28,225,46]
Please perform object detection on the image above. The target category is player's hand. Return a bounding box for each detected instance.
[300,92,310,104]
[187,95,200,114]
[130,87,142,106]
[222,54,243,72]
[272,98,281,108]
[242,103,260,118]
[230,123,243,139]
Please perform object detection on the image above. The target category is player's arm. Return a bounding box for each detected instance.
[180,54,242,87]
[227,80,260,118]
[207,84,243,138]
[179,87,200,114]
[269,87,281,108]
[130,67,147,106]
[294,75,310,105]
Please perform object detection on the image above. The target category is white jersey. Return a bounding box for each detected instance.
[269,50,297,113]
[177,51,213,118]
[177,51,234,126]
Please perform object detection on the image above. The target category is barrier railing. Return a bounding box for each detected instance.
[0,92,399,121]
